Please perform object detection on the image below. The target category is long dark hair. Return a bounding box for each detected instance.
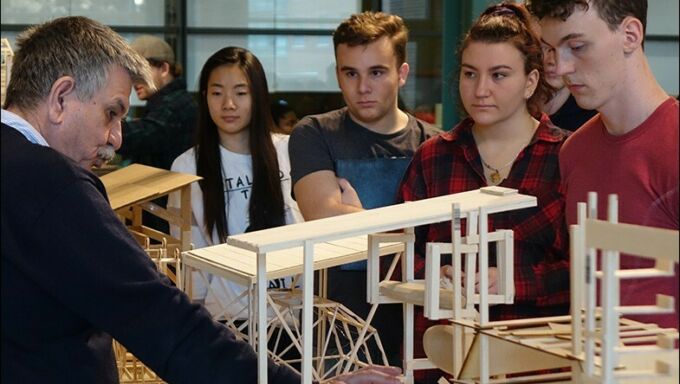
[195,46,285,243]
[458,2,554,118]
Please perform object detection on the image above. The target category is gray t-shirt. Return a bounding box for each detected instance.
[288,107,439,185]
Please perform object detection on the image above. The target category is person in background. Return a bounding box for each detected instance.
[270,98,298,134]
[536,22,596,130]
[398,3,571,382]
[118,34,197,170]
[288,11,439,367]
[0,16,400,384]
[168,46,303,317]
[528,0,678,329]
[117,35,198,234]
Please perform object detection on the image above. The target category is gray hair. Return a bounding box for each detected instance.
[4,16,154,110]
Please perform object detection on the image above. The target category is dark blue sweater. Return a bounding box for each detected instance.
[1,124,299,383]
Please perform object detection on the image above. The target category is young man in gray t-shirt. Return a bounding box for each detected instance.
[288,11,439,368]
[289,12,438,219]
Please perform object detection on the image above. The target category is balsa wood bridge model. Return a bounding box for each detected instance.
[184,186,535,383]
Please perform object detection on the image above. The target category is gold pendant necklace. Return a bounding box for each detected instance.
[480,157,514,185]
[476,123,536,185]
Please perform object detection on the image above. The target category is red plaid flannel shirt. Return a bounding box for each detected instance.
[397,115,571,383]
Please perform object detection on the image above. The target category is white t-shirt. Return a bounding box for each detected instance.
[169,133,303,319]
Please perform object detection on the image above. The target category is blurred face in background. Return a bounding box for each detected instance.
[541,41,565,90]
[133,60,165,100]
[537,21,566,91]
[277,111,298,134]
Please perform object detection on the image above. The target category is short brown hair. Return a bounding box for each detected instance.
[333,11,409,65]
[526,0,647,35]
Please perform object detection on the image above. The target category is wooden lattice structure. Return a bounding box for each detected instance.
[569,193,678,383]
[266,289,388,381]
[421,192,679,384]
[369,192,519,382]
[219,186,536,383]
[100,164,201,383]
[182,235,405,382]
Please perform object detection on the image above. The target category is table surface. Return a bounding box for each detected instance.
[100,163,201,210]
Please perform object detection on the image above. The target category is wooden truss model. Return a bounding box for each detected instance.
[421,192,679,384]
[220,186,536,383]
[266,289,388,381]
[367,190,520,383]
[101,163,200,258]
[182,235,404,382]
[100,164,201,383]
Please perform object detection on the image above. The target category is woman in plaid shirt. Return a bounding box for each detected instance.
[397,3,571,382]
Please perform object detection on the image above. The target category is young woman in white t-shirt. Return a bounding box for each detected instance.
[168,47,302,319]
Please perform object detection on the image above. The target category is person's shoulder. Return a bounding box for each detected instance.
[414,115,441,135]
[159,78,196,105]
[2,127,101,193]
[1,128,108,226]
[271,133,293,167]
[654,97,679,123]
[169,90,197,110]
[562,115,601,146]
[405,112,442,139]
[405,125,450,159]
[290,108,347,146]
[163,77,189,94]
[296,108,345,131]
[426,117,474,144]
[425,128,455,148]
[402,131,450,170]
[170,146,197,172]
[2,125,79,172]
[662,98,679,132]
[271,132,291,150]
[560,115,602,162]
[312,107,346,121]
[538,114,572,143]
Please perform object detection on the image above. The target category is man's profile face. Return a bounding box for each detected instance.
[539,5,628,112]
[134,83,154,101]
[335,36,408,129]
[54,65,131,169]
[133,64,163,100]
